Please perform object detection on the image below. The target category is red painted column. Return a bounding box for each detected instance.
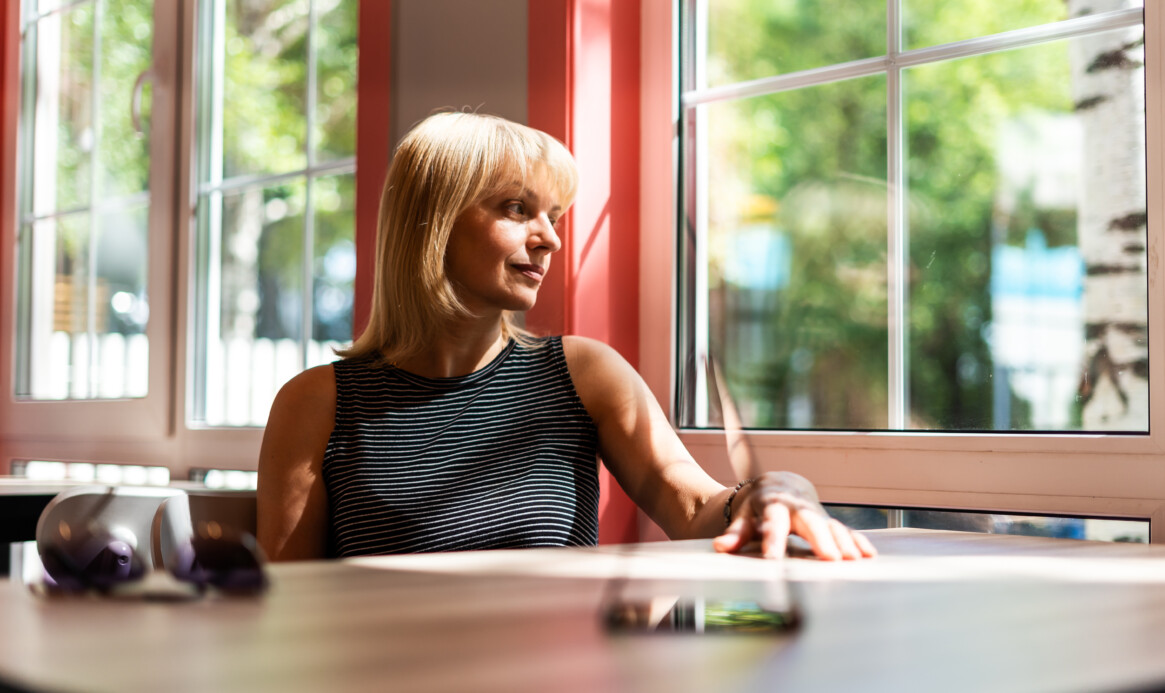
[353,0,393,339]
[0,0,18,471]
[529,0,642,544]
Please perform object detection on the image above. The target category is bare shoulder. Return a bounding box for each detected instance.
[272,363,337,412]
[259,364,337,479]
[560,335,642,419]
[561,335,628,372]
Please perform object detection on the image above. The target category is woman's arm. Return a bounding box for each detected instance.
[256,365,337,561]
[562,336,874,560]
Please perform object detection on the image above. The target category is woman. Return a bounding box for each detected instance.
[256,111,876,562]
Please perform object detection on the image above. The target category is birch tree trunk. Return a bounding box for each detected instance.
[1068,0,1148,430]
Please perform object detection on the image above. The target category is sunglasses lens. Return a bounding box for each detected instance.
[168,529,268,594]
[41,534,143,591]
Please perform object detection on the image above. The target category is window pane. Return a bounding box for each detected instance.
[905,28,1147,431]
[826,505,1149,543]
[17,2,153,403]
[691,75,888,429]
[97,203,150,324]
[197,181,306,427]
[310,173,354,364]
[97,0,153,198]
[32,0,69,13]
[18,214,89,399]
[903,0,1142,51]
[193,0,356,428]
[701,0,885,89]
[17,208,147,401]
[313,0,357,162]
[32,4,94,214]
[220,0,309,179]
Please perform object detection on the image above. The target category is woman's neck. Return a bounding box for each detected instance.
[393,321,510,379]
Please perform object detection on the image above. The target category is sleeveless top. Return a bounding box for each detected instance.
[322,337,601,557]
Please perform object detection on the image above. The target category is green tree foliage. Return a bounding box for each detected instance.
[210,0,357,341]
[701,0,1075,430]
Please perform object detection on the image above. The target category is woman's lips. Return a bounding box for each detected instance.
[513,264,545,281]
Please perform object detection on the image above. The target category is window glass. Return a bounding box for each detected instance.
[826,505,1149,543]
[16,0,153,402]
[701,0,885,89]
[32,4,94,214]
[193,0,356,427]
[310,173,356,357]
[221,0,308,180]
[696,78,889,429]
[902,0,1143,51]
[680,0,1148,433]
[905,28,1147,431]
[200,181,307,427]
[97,0,153,198]
[313,0,358,162]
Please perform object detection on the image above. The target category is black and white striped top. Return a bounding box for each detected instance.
[322,336,601,557]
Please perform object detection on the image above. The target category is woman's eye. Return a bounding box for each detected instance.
[505,201,526,216]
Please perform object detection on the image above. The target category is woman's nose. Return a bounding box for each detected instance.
[531,214,562,252]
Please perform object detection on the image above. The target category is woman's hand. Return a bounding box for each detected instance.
[711,471,877,561]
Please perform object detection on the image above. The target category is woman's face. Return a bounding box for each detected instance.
[444,175,564,316]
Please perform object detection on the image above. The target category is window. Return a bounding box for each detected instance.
[680,0,1148,433]
[191,0,356,427]
[15,0,157,402]
[4,0,357,455]
[6,0,180,440]
[643,0,1164,530]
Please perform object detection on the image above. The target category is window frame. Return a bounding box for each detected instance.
[0,0,182,443]
[187,0,357,428]
[0,0,373,474]
[640,0,1165,538]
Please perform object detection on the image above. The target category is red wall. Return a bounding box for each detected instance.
[0,0,16,470]
[354,0,392,340]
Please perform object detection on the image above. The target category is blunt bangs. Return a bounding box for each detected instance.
[473,118,578,212]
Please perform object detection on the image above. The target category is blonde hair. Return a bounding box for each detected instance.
[338,111,578,364]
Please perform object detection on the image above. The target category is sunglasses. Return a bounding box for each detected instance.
[38,518,267,596]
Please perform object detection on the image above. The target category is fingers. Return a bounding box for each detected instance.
[712,512,755,554]
[852,529,878,558]
[790,508,842,561]
[789,513,876,561]
[758,499,791,559]
[713,473,877,561]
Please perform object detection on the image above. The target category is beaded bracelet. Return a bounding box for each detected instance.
[723,478,757,527]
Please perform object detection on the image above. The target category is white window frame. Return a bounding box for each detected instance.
[639,0,1165,539]
[0,0,181,444]
[0,0,353,473]
[187,0,355,429]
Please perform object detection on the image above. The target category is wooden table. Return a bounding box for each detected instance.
[2,529,1165,693]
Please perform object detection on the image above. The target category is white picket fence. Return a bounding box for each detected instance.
[33,331,150,400]
[33,332,344,428]
[204,336,345,427]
